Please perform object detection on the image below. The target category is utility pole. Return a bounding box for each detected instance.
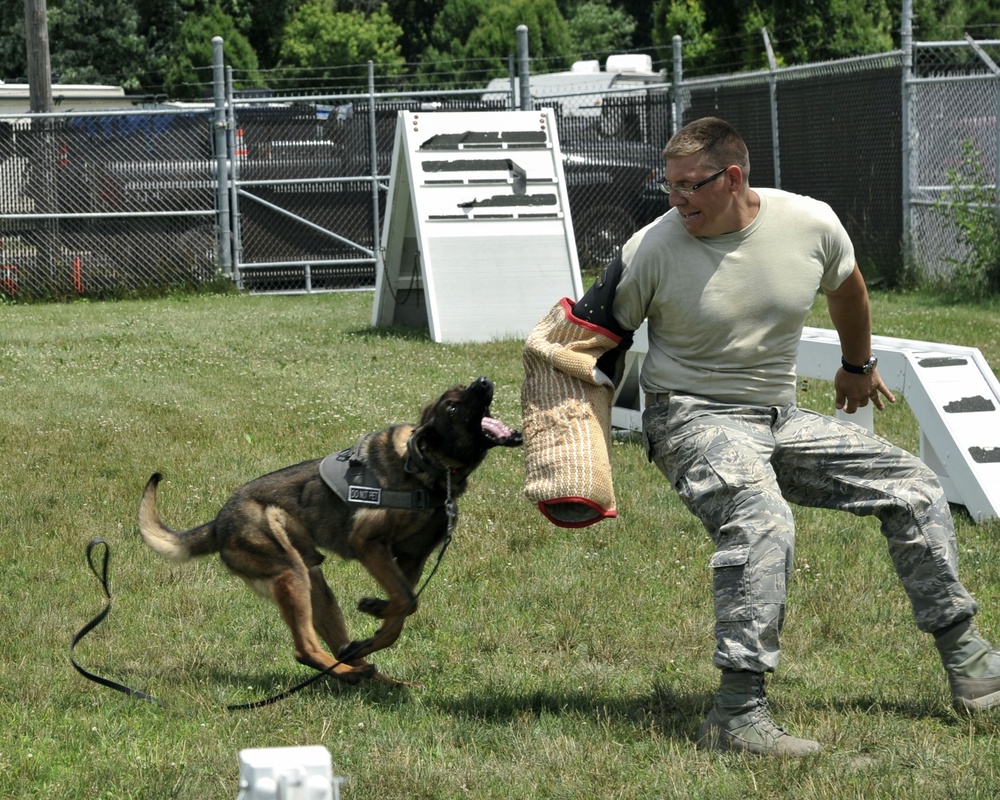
[23,0,56,284]
[23,0,53,113]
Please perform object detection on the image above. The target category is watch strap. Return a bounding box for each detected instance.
[841,355,876,374]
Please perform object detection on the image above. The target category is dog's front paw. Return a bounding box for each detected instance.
[358,596,389,618]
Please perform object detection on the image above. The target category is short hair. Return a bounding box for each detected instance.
[663,117,750,175]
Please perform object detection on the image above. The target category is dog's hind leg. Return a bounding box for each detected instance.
[241,506,374,684]
[308,566,402,685]
[307,567,375,672]
[307,565,351,654]
[268,567,373,684]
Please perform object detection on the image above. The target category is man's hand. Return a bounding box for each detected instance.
[835,368,895,414]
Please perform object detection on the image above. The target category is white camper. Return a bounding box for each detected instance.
[482,54,665,118]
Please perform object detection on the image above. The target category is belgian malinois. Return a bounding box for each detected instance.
[138,377,522,684]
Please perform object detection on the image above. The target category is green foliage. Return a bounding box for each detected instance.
[653,0,717,64]
[933,138,1000,301]
[133,0,188,92]
[242,0,298,69]
[568,0,637,55]
[278,1,405,89]
[771,0,894,63]
[162,3,263,99]
[912,0,974,39]
[383,0,449,64]
[47,0,146,89]
[422,0,572,85]
[2,0,1000,98]
[655,0,898,74]
[0,0,26,80]
[468,0,573,68]
[736,5,777,70]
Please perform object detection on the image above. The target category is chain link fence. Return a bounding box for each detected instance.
[679,53,904,282]
[908,40,1000,283]
[0,110,217,299]
[0,38,995,300]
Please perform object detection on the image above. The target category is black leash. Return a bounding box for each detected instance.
[71,486,457,710]
[69,538,163,706]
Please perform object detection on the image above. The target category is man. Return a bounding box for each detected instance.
[611,116,1000,757]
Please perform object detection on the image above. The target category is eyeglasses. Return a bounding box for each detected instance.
[658,166,728,197]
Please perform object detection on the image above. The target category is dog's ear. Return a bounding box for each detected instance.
[418,400,438,427]
[418,389,453,427]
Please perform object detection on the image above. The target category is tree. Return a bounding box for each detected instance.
[241,0,298,69]
[0,0,27,80]
[44,0,145,88]
[422,0,572,85]
[770,0,894,63]
[163,4,262,99]
[383,0,448,64]
[135,0,187,92]
[656,0,896,74]
[653,0,717,69]
[568,0,637,55]
[278,1,405,90]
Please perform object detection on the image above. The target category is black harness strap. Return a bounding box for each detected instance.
[69,538,163,706]
[319,441,448,511]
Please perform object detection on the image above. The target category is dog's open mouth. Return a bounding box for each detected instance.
[482,412,523,447]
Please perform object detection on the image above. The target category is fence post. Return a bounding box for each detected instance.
[367,61,383,286]
[225,66,243,286]
[762,28,782,190]
[517,25,532,111]
[672,35,684,136]
[507,55,517,110]
[212,36,233,278]
[900,0,914,277]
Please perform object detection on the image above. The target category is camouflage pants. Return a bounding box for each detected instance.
[643,392,977,673]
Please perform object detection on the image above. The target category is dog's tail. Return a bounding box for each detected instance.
[138,473,218,563]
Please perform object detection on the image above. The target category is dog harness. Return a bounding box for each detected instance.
[319,436,448,510]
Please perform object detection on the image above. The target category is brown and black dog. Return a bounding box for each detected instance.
[138,377,522,684]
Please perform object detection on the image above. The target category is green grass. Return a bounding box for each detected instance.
[2,288,1000,799]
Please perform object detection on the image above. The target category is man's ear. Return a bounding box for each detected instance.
[725,164,746,193]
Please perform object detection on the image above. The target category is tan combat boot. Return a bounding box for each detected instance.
[696,669,821,757]
[935,618,1000,712]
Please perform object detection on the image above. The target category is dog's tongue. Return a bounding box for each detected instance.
[482,415,521,444]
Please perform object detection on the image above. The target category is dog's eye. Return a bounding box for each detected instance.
[447,403,458,416]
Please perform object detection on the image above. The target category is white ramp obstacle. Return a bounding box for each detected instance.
[374,109,583,343]
[613,325,1000,523]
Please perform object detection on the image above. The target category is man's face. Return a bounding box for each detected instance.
[663,154,735,238]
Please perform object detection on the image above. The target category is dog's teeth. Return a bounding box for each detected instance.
[482,416,513,439]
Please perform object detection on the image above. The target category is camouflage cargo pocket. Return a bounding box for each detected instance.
[709,544,752,622]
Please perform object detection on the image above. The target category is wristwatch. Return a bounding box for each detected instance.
[841,355,878,375]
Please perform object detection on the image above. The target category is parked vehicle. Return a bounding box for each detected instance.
[483,54,664,114]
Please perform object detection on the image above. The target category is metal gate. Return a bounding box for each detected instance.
[229,95,384,295]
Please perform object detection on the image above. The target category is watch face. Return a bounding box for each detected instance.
[864,356,878,374]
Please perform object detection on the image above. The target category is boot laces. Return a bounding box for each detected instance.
[749,693,789,737]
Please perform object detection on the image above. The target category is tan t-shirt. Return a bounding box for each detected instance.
[612,188,856,406]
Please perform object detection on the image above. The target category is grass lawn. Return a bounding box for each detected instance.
[1,288,999,799]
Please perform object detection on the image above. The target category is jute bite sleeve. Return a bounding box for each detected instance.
[521,293,632,527]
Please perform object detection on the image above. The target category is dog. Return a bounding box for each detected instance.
[138,377,522,684]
